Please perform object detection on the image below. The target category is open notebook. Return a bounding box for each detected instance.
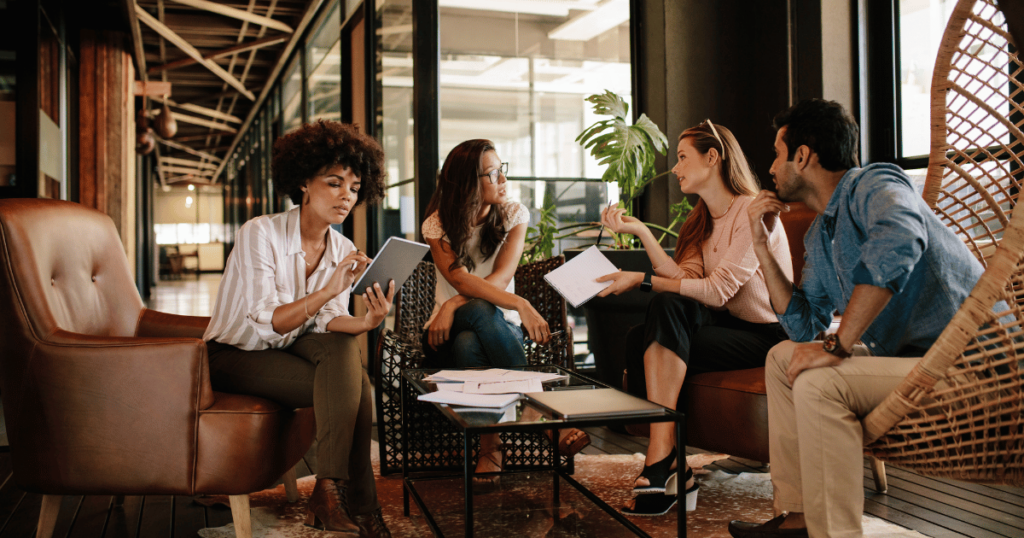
[543,246,618,307]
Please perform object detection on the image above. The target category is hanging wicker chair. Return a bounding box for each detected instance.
[862,0,1023,486]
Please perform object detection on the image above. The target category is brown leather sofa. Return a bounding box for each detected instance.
[0,199,314,538]
[626,202,817,463]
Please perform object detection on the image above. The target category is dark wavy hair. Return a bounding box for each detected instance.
[271,120,386,206]
[772,99,860,172]
[673,121,760,263]
[425,139,506,273]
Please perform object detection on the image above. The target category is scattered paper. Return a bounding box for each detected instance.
[418,391,520,408]
[424,368,567,384]
[464,378,543,394]
[432,382,464,392]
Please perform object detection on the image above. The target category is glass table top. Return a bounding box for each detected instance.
[402,365,682,432]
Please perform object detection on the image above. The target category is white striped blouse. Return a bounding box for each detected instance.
[203,206,356,351]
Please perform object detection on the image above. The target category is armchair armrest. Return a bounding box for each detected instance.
[3,329,214,494]
[137,308,210,339]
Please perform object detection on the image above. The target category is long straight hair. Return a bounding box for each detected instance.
[673,122,760,263]
[425,139,507,273]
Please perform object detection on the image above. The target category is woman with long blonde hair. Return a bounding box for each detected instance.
[597,121,792,516]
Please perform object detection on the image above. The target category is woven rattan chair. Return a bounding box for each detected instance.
[373,255,576,475]
[862,0,1023,488]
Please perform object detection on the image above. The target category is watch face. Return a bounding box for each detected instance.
[824,334,838,352]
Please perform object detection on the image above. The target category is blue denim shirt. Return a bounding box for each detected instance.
[779,163,985,357]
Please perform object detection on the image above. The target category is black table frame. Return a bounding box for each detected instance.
[400,366,686,538]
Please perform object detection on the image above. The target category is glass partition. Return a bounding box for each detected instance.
[376,0,416,238]
[307,2,342,123]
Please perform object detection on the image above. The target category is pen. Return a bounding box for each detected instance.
[597,201,613,245]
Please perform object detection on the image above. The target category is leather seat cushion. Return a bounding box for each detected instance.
[682,368,769,463]
[194,393,316,495]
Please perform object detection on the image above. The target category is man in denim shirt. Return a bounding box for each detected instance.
[729,100,985,538]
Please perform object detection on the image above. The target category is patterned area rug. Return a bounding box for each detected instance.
[196,442,928,537]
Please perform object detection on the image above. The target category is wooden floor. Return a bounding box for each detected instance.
[1,425,1022,538]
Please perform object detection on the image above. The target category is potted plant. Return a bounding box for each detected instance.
[555,90,691,386]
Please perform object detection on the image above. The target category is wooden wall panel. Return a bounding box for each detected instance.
[78,29,136,277]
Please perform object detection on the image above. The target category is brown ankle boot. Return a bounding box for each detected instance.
[304,478,360,535]
[352,507,392,538]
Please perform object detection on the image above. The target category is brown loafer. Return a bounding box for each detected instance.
[728,514,809,538]
[353,507,392,538]
[304,478,360,535]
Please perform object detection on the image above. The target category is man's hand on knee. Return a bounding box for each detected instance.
[787,343,843,385]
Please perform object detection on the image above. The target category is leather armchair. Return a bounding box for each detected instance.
[0,199,314,538]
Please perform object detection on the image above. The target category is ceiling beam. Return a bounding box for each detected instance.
[159,165,215,176]
[135,6,256,100]
[157,137,223,162]
[212,0,327,183]
[149,109,239,133]
[167,0,294,33]
[123,0,148,80]
[147,34,288,75]
[152,96,242,123]
[160,156,219,170]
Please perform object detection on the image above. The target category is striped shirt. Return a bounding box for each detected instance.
[203,206,356,351]
[653,195,791,324]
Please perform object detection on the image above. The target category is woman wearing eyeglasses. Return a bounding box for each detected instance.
[421,139,590,490]
[597,121,792,516]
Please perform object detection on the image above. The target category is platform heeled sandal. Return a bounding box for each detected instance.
[632,447,677,495]
[665,466,699,512]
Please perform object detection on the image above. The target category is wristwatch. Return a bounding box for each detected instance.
[822,333,852,358]
[640,272,653,293]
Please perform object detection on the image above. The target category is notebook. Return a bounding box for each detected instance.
[525,388,667,419]
[542,246,618,307]
[350,236,429,294]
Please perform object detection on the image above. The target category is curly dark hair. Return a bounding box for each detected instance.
[772,99,860,172]
[271,120,386,206]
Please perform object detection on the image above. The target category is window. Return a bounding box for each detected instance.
[307,2,342,123]
[376,0,416,235]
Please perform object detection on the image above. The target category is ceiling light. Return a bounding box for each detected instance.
[548,0,628,41]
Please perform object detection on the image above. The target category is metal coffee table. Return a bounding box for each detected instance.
[400,365,686,537]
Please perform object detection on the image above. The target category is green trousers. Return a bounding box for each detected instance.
[206,332,378,514]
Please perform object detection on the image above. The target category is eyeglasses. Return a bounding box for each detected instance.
[479,162,509,184]
[702,119,726,159]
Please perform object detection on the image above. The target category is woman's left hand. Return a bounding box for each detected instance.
[360,281,395,330]
[596,270,644,297]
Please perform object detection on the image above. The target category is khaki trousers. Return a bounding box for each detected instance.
[207,332,378,515]
[766,340,919,538]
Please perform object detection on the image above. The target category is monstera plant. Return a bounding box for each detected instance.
[577,90,688,247]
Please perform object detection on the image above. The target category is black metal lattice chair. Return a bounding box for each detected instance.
[374,255,576,475]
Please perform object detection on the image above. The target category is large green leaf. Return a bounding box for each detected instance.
[576,90,668,206]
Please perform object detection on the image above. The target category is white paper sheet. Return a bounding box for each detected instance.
[417,391,520,408]
[463,378,544,394]
[542,246,618,307]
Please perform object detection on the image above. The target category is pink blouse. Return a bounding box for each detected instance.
[653,196,792,324]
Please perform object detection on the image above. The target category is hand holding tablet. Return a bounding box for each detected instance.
[350,237,430,294]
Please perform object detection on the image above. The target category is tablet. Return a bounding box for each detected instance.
[350,236,430,294]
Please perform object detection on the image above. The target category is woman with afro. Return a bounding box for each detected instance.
[204,121,392,537]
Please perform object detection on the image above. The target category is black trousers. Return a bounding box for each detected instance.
[625,293,787,400]
[206,332,378,515]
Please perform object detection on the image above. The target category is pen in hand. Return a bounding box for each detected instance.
[597,201,614,246]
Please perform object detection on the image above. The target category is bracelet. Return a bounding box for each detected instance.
[304,295,314,322]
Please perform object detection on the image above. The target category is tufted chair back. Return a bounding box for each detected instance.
[0,199,145,342]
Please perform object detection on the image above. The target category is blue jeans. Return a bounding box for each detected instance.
[422,298,527,368]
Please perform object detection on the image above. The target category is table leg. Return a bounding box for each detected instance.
[551,426,560,508]
[676,417,686,538]
[464,433,474,538]
[401,376,410,517]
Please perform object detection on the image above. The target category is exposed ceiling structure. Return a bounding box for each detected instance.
[130,0,319,185]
